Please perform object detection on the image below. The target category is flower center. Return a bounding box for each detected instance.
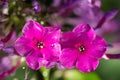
[79,45,85,52]
[37,42,44,49]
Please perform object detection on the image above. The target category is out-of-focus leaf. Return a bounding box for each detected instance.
[96,59,120,80]
[64,69,101,80]
[40,67,50,80]
[10,15,20,25]
[51,69,101,80]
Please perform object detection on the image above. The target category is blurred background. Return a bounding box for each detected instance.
[0,0,120,80]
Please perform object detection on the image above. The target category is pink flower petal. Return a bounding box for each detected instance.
[44,27,61,43]
[42,60,56,68]
[22,20,44,39]
[73,24,95,40]
[60,32,78,49]
[26,51,43,70]
[76,55,99,73]
[15,36,33,56]
[60,48,78,69]
[75,33,91,46]
[41,43,61,62]
[87,36,107,59]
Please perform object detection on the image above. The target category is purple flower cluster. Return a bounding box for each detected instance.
[15,20,107,72]
[0,28,20,78]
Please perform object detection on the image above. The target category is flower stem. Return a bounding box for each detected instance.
[24,66,29,80]
[40,67,50,80]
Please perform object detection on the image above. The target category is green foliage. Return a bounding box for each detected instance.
[64,69,101,80]
[50,69,101,80]
[96,59,120,80]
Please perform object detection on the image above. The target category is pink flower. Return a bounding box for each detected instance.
[15,20,61,70]
[60,24,107,72]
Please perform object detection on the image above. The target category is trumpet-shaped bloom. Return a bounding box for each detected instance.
[60,24,107,72]
[15,20,61,70]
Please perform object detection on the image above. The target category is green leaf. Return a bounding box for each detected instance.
[64,69,101,80]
